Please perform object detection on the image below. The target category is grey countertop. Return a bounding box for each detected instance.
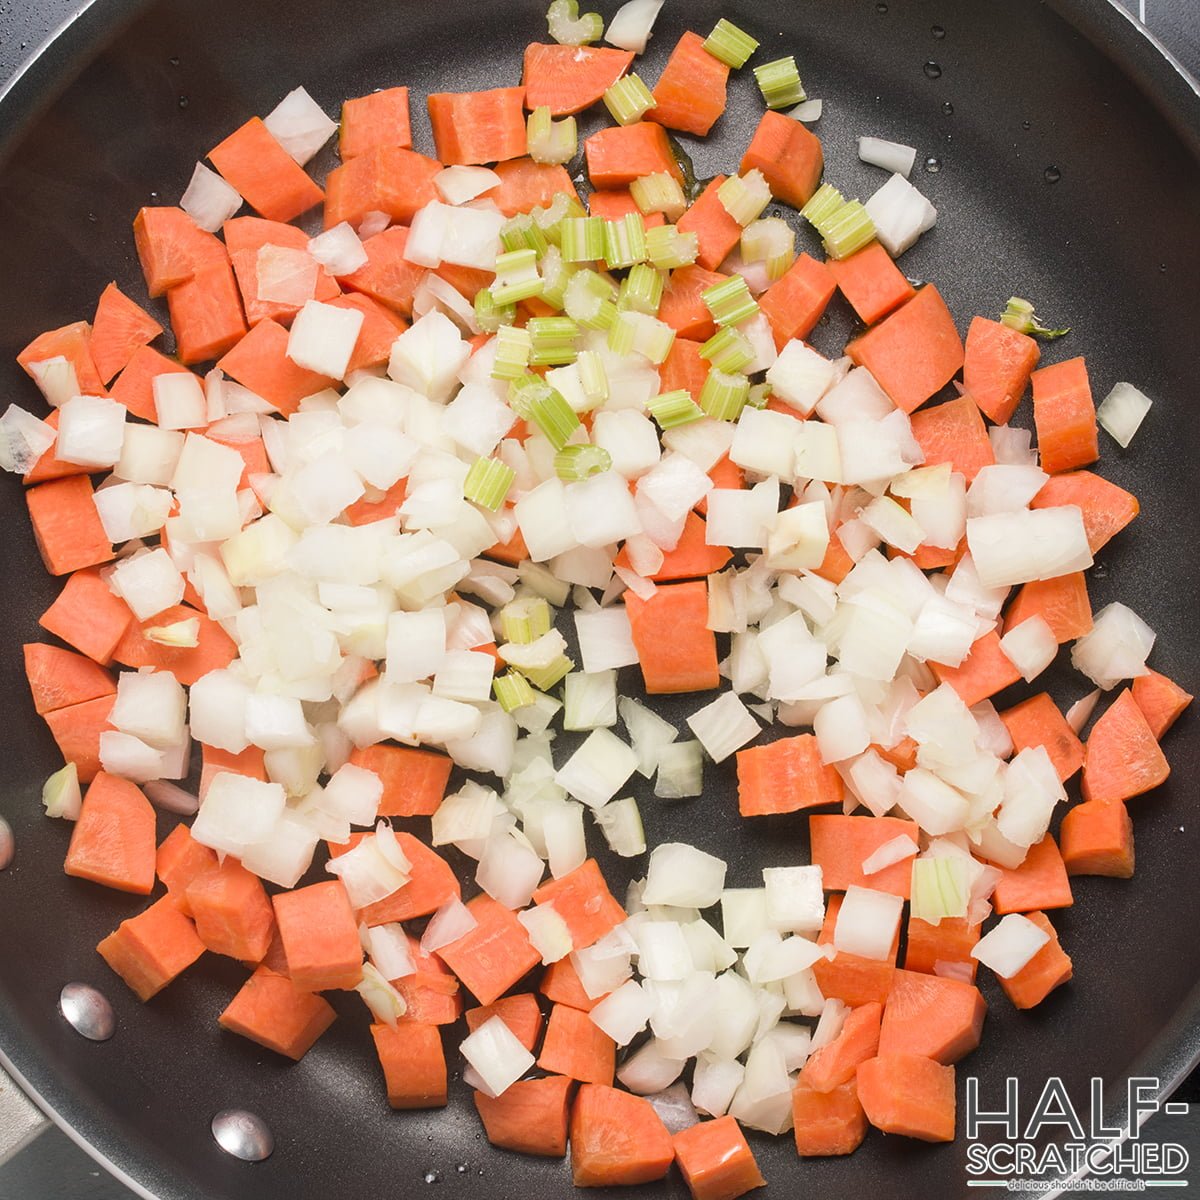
[0,1,1196,1197]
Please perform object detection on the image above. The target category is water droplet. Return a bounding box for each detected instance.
[923,60,942,79]
[1159,263,1168,273]
[1093,561,1108,578]
[932,24,946,38]
[149,190,159,200]
[876,2,888,11]
[1044,165,1061,184]
[178,95,189,109]
[87,212,98,224]
[873,94,882,106]
[455,1163,468,1174]
[941,100,955,115]
[923,156,942,174]
[1022,120,1032,130]
[423,1170,441,1184]
[169,56,180,66]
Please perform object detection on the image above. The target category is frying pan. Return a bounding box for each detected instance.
[0,1,1197,1197]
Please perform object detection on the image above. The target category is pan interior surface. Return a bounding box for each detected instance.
[0,2,1197,1198]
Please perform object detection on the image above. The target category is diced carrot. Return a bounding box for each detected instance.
[758,253,837,348]
[475,1075,573,1157]
[111,604,237,686]
[340,87,412,158]
[814,895,897,1006]
[648,31,729,137]
[570,1083,675,1187]
[845,285,964,414]
[677,175,741,272]
[21,410,87,485]
[878,969,986,1064]
[427,88,527,166]
[25,475,113,577]
[209,117,323,222]
[736,732,844,817]
[1004,572,1093,644]
[156,824,218,916]
[465,992,544,1054]
[541,955,603,1012]
[217,319,335,415]
[226,223,340,328]
[219,965,336,1060]
[659,337,709,400]
[999,693,1084,782]
[657,264,726,341]
[874,736,919,773]
[1030,469,1139,553]
[340,225,425,317]
[344,480,409,526]
[909,395,995,483]
[888,538,961,571]
[393,935,464,1025]
[538,1003,615,1085]
[167,256,248,365]
[1060,799,1135,878]
[205,429,271,491]
[438,893,541,1006]
[740,110,824,209]
[856,1054,956,1142]
[903,916,980,981]
[272,880,363,991]
[370,1021,448,1107]
[109,344,192,422]
[625,580,719,694]
[1032,356,1098,474]
[328,292,406,372]
[348,743,453,817]
[97,896,206,1001]
[996,910,1072,1009]
[800,1002,882,1092]
[585,123,682,190]
[962,315,1040,424]
[613,511,730,582]
[200,744,268,800]
[793,1078,868,1156]
[1132,669,1193,740]
[672,1115,764,1200]
[826,240,915,327]
[522,43,635,116]
[42,694,114,784]
[324,147,442,229]
[1081,687,1169,803]
[531,859,625,952]
[992,835,1074,918]
[185,858,275,962]
[131,207,226,298]
[484,527,529,566]
[491,157,578,217]
[586,189,666,231]
[810,815,919,898]
[64,772,156,893]
[17,319,107,397]
[360,833,460,925]
[930,629,1022,707]
[23,643,115,715]
[90,282,163,384]
[813,533,857,584]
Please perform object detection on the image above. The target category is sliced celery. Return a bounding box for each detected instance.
[1001,296,1071,339]
[463,456,516,511]
[718,170,772,226]
[491,325,532,380]
[561,216,606,263]
[546,0,603,46]
[754,55,806,109]
[494,670,537,712]
[554,443,613,481]
[702,274,759,327]
[618,262,664,315]
[700,368,750,421]
[603,212,647,270]
[700,325,755,373]
[647,388,704,429]
[703,18,760,69]
[491,248,544,304]
[604,73,657,126]
[527,106,578,166]
[630,172,687,222]
[645,224,699,270]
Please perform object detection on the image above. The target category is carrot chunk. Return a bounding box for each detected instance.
[43,694,114,784]
[736,733,844,817]
[677,176,742,272]
[929,629,1022,707]
[427,88,527,165]
[97,896,206,1001]
[18,319,107,398]
[200,744,268,799]
[827,240,915,326]
[793,1078,868,1156]
[324,147,441,229]
[438,893,541,1006]
[209,118,323,222]
[909,395,996,483]
[1032,356,1098,474]
[585,123,682,190]
[531,859,625,951]
[167,256,248,365]
[111,604,237,687]
[963,315,1040,424]
[23,643,115,715]
[340,225,426,316]
[108,344,192,422]
[132,207,226,298]
[217,319,335,415]
[25,475,113,577]
[370,1021,448,1107]
[878,970,986,1064]
[475,1074,574,1157]
[813,895,897,1006]
[1131,669,1193,740]
[659,337,709,400]
[1004,572,1093,644]
[491,157,578,217]
[272,880,363,991]
[64,772,155,893]
[349,743,453,816]
[219,966,336,1059]
[540,955,603,1012]
[393,935,464,1025]
[538,1003,615,1085]
[800,1001,882,1092]
[1060,799,1135,878]
[856,1054,956,1142]
[999,693,1084,782]
[625,580,719,694]
[658,264,727,341]
[996,910,1072,1009]
[156,824,218,916]
[648,32,730,137]
[759,253,838,347]
[1081,688,1169,803]
[810,815,919,897]
[465,992,544,1054]
[740,110,824,209]
[225,215,341,328]
[903,915,980,981]
[359,833,460,925]
[672,1115,765,1200]
[587,187,664,231]
[340,87,412,158]
[614,511,731,582]
[522,43,635,116]
[329,292,407,372]
[570,1083,675,1188]
[992,834,1074,914]
[845,285,964,414]
[90,282,164,384]
[1030,469,1139,553]
[186,858,276,962]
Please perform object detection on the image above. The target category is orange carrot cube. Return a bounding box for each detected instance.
[219,966,336,1060]
[97,896,206,1001]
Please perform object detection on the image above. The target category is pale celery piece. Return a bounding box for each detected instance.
[527,106,578,166]
[718,170,772,227]
[555,443,614,481]
[754,56,806,109]
[910,856,970,924]
[491,324,532,380]
[494,671,536,712]
[528,316,581,367]
[463,456,516,511]
[561,216,606,264]
[577,349,609,405]
[547,0,603,46]
[604,73,657,126]
[703,18,760,69]
[603,212,648,270]
[646,225,699,270]
[1001,296,1071,339]
[700,326,755,374]
[741,217,796,281]
[491,248,544,304]
[501,596,553,645]
[631,172,687,221]
[618,262,665,315]
[511,380,581,451]
[501,212,549,254]
[801,182,877,261]
[700,369,751,421]
[702,274,759,327]
[474,287,516,333]
[647,389,704,429]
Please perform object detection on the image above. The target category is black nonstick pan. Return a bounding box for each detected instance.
[0,1,1198,1198]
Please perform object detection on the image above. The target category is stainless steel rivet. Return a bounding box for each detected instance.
[212,1109,274,1162]
[0,816,13,871]
[59,982,116,1042]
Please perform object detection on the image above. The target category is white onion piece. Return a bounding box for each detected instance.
[861,834,919,876]
[590,979,654,1046]
[262,86,337,165]
[460,1016,534,1097]
[434,165,501,205]
[971,913,1050,978]
[1097,382,1152,448]
[517,902,573,963]
[1066,689,1101,734]
[180,162,242,232]
[307,222,368,276]
[790,98,823,122]
[864,173,937,257]
[421,896,478,953]
[858,136,917,178]
[966,507,1093,587]
[1000,616,1058,682]
[605,0,664,52]
[686,693,761,763]
[1070,602,1155,690]
[617,1039,686,1095]
[833,886,904,960]
[365,923,416,980]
